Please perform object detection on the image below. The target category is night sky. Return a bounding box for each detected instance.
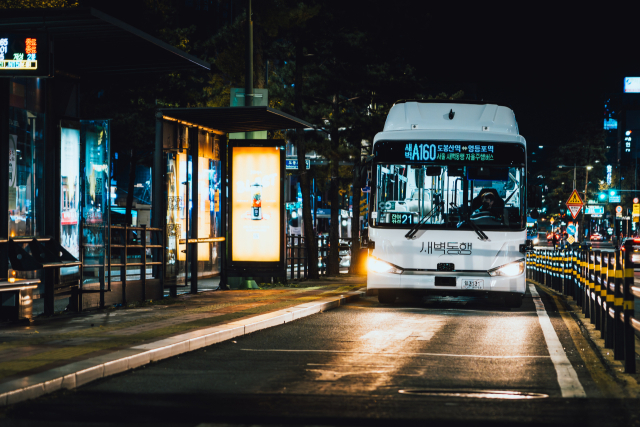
[95,1,636,150]
[386,4,635,149]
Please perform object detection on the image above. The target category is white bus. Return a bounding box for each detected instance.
[367,101,528,308]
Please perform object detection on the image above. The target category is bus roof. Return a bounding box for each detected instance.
[382,101,519,135]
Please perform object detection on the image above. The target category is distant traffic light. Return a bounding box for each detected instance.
[610,190,616,196]
[599,193,606,200]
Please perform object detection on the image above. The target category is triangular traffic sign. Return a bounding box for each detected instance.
[566,189,583,206]
[568,204,582,219]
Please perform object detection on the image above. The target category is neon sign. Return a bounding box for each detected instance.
[0,34,49,76]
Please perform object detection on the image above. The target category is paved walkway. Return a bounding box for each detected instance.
[0,275,365,404]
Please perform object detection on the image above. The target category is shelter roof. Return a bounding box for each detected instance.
[159,106,313,133]
[0,8,210,75]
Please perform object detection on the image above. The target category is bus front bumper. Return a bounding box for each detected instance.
[367,270,525,295]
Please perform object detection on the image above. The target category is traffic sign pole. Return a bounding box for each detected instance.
[565,189,584,242]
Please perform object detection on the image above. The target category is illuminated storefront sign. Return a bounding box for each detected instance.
[0,34,49,76]
[374,141,525,165]
[606,165,612,185]
[624,77,640,93]
[230,144,283,264]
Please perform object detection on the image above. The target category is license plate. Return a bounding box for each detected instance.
[462,279,484,290]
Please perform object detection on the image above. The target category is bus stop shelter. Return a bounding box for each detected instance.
[155,106,313,293]
[0,8,210,318]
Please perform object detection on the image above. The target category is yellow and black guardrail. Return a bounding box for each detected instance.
[526,240,638,374]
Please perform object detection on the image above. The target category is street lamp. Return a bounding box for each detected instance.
[558,164,593,193]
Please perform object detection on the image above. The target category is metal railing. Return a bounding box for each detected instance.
[526,241,638,373]
[285,235,354,279]
[110,224,163,305]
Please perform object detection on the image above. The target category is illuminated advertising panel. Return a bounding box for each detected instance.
[230,143,283,266]
[60,124,81,258]
[0,34,50,77]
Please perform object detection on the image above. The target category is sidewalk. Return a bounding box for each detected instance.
[0,276,366,406]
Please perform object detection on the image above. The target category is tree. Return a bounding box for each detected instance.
[541,122,607,238]
[0,0,78,7]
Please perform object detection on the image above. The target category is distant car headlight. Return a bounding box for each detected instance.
[368,257,403,274]
[488,259,525,277]
[533,238,539,244]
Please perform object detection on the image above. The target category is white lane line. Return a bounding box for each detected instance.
[528,283,586,398]
[241,349,549,359]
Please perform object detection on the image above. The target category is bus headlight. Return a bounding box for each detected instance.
[368,257,403,274]
[488,259,525,277]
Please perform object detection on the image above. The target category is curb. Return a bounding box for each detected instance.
[0,290,364,407]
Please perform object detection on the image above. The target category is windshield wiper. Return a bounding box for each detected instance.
[457,212,489,241]
[405,205,439,240]
[467,212,490,241]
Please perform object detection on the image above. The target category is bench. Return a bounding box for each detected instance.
[8,238,81,317]
[0,277,41,320]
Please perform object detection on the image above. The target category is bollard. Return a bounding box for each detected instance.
[598,251,607,337]
[601,251,608,333]
[594,251,602,330]
[537,250,542,283]
[563,249,570,296]
[581,248,588,313]
[614,250,624,359]
[588,250,595,321]
[605,252,615,349]
[622,240,636,374]
[571,247,580,305]
[575,247,582,306]
[547,250,552,287]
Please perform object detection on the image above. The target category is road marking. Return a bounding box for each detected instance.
[241,349,549,359]
[307,363,395,368]
[529,283,586,398]
[535,283,625,398]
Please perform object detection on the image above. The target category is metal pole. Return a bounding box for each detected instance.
[245,0,253,109]
[0,79,9,281]
[153,113,164,288]
[220,134,228,289]
[189,127,198,294]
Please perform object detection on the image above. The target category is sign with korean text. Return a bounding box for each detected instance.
[373,141,525,166]
[285,159,310,170]
[0,34,50,77]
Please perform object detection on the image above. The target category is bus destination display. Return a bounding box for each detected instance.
[374,141,525,166]
[0,34,49,76]
[391,213,413,225]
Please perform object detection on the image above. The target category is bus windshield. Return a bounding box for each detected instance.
[372,163,526,231]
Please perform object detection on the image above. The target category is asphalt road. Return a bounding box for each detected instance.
[3,283,639,427]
